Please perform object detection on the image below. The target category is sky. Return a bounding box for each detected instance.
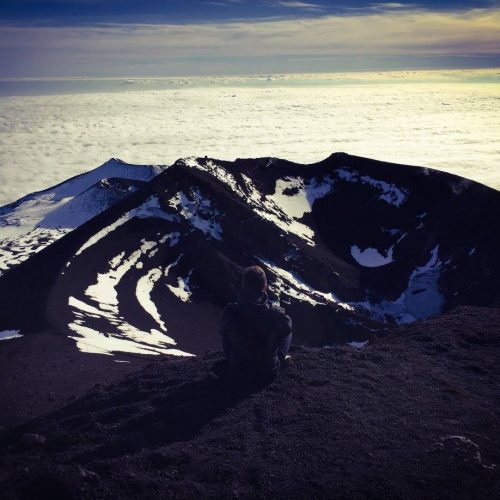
[0,1,499,77]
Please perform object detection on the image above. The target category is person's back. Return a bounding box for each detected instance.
[219,266,292,382]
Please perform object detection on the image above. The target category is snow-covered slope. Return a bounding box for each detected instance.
[182,155,498,325]
[0,159,166,274]
[0,153,498,359]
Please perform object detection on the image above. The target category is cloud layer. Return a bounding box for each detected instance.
[1,8,499,77]
[0,70,498,206]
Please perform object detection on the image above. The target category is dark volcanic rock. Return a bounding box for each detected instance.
[0,306,498,499]
[0,153,498,357]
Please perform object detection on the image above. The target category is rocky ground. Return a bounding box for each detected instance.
[0,305,499,499]
[0,330,152,427]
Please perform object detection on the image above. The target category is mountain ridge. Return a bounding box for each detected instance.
[0,158,167,275]
[0,152,498,358]
[0,153,498,498]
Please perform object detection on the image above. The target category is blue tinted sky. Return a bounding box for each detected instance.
[1,1,499,24]
[1,1,499,76]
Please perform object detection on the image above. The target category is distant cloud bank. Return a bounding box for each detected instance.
[0,73,499,206]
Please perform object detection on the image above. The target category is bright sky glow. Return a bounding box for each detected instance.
[0,1,499,76]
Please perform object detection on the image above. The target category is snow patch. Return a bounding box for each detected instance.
[136,268,167,331]
[68,296,187,357]
[245,174,334,245]
[159,232,180,246]
[73,196,176,258]
[67,239,193,356]
[0,228,69,276]
[109,251,125,269]
[186,158,332,245]
[351,245,394,267]
[0,159,163,245]
[37,181,137,230]
[85,240,156,314]
[269,176,334,219]
[167,269,193,303]
[348,340,369,348]
[68,321,188,357]
[352,245,444,324]
[405,245,444,320]
[0,330,23,340]
[258,257,352,310]
[168,188,222,241]
[337,168,408,207]
[162,255,193,303]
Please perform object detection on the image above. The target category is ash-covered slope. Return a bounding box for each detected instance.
[0,306,498,500]
[0,153,498,357]
[0,159,166,275]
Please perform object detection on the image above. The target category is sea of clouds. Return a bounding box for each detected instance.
[0,71,499,205]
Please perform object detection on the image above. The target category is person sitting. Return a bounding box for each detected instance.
[215,265,292,383]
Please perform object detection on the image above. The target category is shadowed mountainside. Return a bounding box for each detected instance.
[0,306,498,499]
[0,153,498,359]
[0,154,499,499]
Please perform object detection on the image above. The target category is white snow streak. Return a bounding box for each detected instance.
[136,268,167,331]
[68,237,193,357]
[85,240,156,314]
[337,169,408,207]
[348,340,369,348]
[68,295,187,357]
[0,330,23,341]
[73,196,176,257]
[258,257,353,310]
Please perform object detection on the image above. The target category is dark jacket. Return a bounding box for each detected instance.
[219,293,292,373]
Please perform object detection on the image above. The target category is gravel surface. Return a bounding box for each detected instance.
[0,306,499,499]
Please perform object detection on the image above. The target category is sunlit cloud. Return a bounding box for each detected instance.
[204,0,245,6]
[1,71,499,206]
[272,1,326,12]
[371,2,408,8]
[0,7,499,76]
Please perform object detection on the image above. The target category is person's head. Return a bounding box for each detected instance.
[242,266,267,299]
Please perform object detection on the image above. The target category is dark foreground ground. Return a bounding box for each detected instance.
[0,306,499,499]
[0,331,153,427]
